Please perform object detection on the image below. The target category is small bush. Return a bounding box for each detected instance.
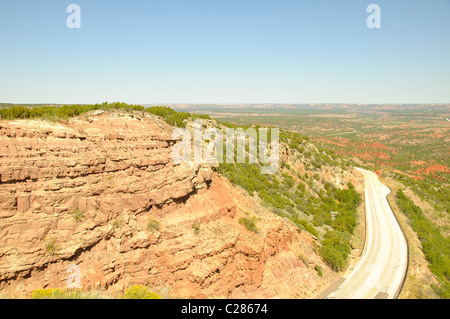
[319,230,351,271]
[298,253,309,266]
[147,219,160,232]
[32,288,65,299]
[192,223,200,235]
[44,237,59,255]
[314,265,323,277]
[296,182,306,193]
[239,216,259,233]
[71,208,85,222]
[31,288,110,299]
[112,219,124,230]
[120,285,161,299]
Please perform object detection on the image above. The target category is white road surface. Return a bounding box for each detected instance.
[328,168,408,299]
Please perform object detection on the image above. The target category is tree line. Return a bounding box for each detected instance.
[0,102,211,128]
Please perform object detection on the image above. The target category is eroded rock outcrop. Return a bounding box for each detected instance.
[0,111,333,298]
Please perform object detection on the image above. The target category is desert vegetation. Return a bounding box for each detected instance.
[2,102,446,298]
[239,215,259,234]
[0,102,363,273]
[31,285,161,299]
[206,104,449,297]
[0,102,210,128]
[216,121,362,271]
[395,190,450,298]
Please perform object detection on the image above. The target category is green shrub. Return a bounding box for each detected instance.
[314,264,323,277]
[319,230,351,271]
[315,185,361,271]
[71,208,85,222]
[0,102,209,129]
[32,288,65,299]
[145,106,176,118]
[296,182,306,193]
[239,216,259,233]
[320,243,348,271]
[31,288,108,299]
[112,219,124,230]
[147,219,160,232]
[288,215,319,237]
[193,222,200,235]
[146,106,192,128]
[396,189,450,298]
[120,285,161,299]
[282,173,295,188]
[192,113,212,120]
[44,237,59,255]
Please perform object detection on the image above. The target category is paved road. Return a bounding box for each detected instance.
[327,168,408,299]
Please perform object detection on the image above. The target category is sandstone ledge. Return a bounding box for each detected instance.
[0,112,333,298]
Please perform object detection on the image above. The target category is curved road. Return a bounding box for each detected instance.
[327,168,408,299]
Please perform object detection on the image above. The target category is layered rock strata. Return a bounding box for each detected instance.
[0,111,332,298]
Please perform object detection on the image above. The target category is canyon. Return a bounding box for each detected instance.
[0,110,338,298]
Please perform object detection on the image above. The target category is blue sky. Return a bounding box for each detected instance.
[0,0,449,104]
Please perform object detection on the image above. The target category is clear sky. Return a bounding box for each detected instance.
[1,0,449,104]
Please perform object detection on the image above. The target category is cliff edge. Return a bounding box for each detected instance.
[0,111,334,298]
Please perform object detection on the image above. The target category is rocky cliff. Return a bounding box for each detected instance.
[0,110,334,298]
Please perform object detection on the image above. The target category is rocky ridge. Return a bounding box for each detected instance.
[0,110,334,298]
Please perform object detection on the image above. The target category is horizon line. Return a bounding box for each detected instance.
[1,102,449,106]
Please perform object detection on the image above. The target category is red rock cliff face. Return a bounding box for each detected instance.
[0,111,333,298]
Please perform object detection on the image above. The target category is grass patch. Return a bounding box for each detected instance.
[120,285,161,299]
[112,219,124,230]
[70,208,85,222]
[32,288,110,299]
[147,219,160,233]
[239,215,259,234]
[31,286,161,299]
[314,264,323,277]
[192,223,200,235]
[43,237,59,255]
